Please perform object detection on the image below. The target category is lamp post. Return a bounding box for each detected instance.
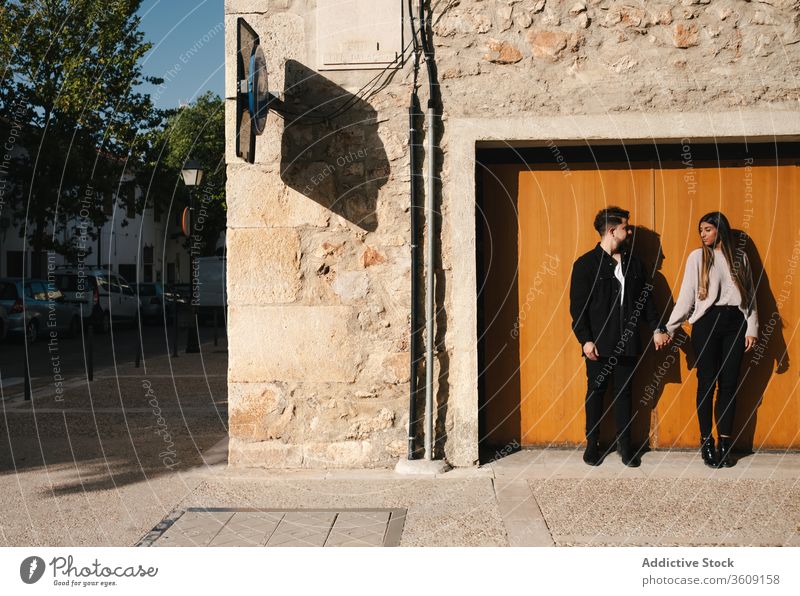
[181,159,204,354]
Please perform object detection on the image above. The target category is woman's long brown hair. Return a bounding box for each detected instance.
[697,212,754,310]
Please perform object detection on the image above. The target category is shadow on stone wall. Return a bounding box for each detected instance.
[279,60,390,232]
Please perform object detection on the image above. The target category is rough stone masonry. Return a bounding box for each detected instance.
[224,0,800,468]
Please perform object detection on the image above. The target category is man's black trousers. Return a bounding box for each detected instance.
[584,355,638,441]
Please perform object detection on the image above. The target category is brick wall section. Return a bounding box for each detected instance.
[224,0,800,467]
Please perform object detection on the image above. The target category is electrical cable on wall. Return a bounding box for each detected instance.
[272,37,416,126]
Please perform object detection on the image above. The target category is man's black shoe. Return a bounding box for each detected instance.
[617,436,641,467]
[583,440,602,466]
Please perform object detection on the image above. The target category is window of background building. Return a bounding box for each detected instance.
[118,264,137,284]
[7,251,24,277]
[125,186,136,219]
[142,246,154,282]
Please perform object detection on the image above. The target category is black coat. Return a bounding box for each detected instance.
[569,244,663,358]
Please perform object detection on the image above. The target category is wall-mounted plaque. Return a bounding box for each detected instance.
[317,0,404,71]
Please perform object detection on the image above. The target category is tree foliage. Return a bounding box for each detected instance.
[141,91,226,257]
[0,0,162,270]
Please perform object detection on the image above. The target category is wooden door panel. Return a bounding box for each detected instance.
[479,165,522,448]
[517,167,654,445]
[655,164,799,448]
[484,161,799,451]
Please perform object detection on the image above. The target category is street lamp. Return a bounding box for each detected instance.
[181,159,204,187]
[181,158,204,354]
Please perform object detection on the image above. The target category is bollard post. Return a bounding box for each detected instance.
[172,302,179,357]
[213,308,218,347]
[135,331,142,368]
[23,356,31,401]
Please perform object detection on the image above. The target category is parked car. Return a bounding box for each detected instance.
[52,268,140,333]
[133,282,175,323]
[0,278,82,342]
[197,256,226,322]
[0,303,8,342]
[167,283,191,306]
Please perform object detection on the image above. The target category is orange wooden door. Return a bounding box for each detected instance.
[654,163,800,449]
[502,161,799,449]
[516,166,654,445]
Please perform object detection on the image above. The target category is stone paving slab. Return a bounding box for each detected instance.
[176,478,506,547]
[210,511,284,546]
[139,508,406,547]
[528,477,800,546]
[488,449,800,547]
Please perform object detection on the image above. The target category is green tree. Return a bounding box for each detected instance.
[141,91,225,257]
[0,0,162,274]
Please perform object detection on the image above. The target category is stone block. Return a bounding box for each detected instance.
[528,30,569,62]
[229,382,295,441]
[383,352,410,385]
[302,440,373,467]
[226,1,291,14]
[228,437,304,468]
[345,407,395,440]
[227,228,301,304]
[673,22,700,48]
[330,271,370,303]
[484,40,524,64]
[226,165,331,228]
[228,305,362,382]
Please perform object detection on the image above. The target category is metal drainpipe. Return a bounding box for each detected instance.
[408,93,419,459]
[424,102,434,461]
[419,0,436,461]
[407,0,422,461]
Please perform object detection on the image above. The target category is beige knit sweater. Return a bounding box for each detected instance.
[666,248,758,337]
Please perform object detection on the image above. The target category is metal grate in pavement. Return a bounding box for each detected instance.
[137,508,406,547]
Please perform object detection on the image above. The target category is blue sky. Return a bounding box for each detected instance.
[137,0,225,109]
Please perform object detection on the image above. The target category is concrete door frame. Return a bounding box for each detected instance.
[444,109,800,467]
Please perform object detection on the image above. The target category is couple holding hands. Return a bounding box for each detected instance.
[569,207,757,468]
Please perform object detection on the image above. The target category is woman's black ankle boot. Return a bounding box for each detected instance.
[700,436,719,468]
[717,437,735,468]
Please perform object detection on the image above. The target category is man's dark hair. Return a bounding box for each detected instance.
[594,206,630,236]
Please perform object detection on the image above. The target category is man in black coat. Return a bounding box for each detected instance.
[569,206,669,466]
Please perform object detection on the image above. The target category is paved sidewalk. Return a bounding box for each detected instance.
[136,442,798,547]
[1,340,798,547]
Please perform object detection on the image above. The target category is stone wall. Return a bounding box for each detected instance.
[225,0,800,468]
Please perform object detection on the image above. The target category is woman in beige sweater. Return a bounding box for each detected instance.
[666,212,758,468]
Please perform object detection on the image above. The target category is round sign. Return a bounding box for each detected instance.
[248,44,269,135]
[181,207,191,237]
